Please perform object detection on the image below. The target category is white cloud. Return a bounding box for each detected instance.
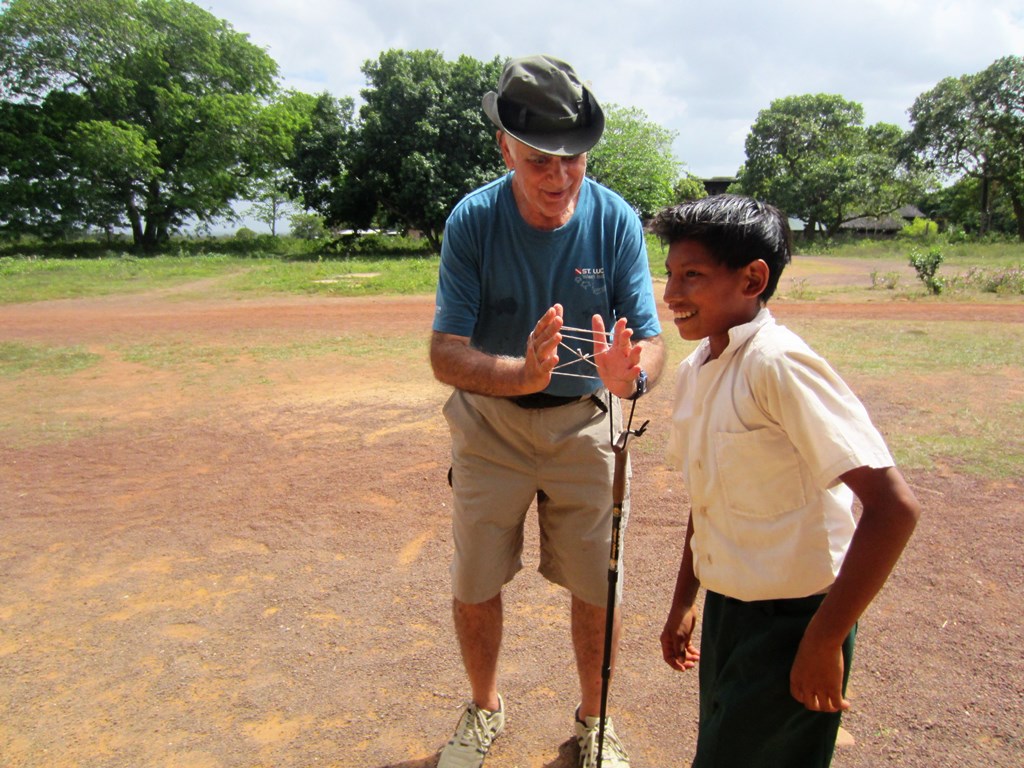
[201,0,1024,177]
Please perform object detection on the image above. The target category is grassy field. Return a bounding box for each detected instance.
[3,235,1023,304]
[2,237,1023,483]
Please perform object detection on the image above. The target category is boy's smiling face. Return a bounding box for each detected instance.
[663,239,768,360]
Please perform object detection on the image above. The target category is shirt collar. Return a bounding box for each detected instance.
[698,306,773,365]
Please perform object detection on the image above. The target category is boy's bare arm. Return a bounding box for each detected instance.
[660,512,702,672]
[790,465,921,712]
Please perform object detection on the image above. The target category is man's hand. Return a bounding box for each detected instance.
[521,304,564,393]
[591,314,642,399]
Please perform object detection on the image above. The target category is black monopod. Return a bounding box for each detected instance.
[597,403,648,766]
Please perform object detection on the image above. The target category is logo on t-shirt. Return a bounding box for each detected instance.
[574,267,607,296]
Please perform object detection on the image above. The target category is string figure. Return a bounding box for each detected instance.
[550,324,611,380]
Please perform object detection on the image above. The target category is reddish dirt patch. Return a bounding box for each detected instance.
[1,274,1022,767]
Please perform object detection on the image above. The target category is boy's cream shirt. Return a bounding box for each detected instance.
[667,308,894,602]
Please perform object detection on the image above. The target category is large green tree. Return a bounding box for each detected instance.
[586,104,680,218]
[738,94,925,239]
[0,92,96,238]
[918,175,1019,236]
[908,55,1024,239]
[245,89,317,236]
[287,92,373,234]
[0,0,290,247]
[349,49,506,250]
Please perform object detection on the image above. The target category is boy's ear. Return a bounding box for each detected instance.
[742,259,770,299]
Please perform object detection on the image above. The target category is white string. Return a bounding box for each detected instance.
[551,325,611,380]
[559,324,612,340]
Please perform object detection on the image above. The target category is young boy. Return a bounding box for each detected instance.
[653,195,920,767]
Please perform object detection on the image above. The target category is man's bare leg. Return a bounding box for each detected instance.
[572,594,621,719]
[452,593,503,712]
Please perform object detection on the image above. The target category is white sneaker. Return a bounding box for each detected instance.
[575,709,630,767]
[437,695,505,768]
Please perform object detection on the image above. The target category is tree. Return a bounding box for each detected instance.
[246,171,295,236]
[350,50,507,251]
[673,173,708,203]
[69,118,164,235]
[286,92,373,234]
[245,90,317,236]
[287,52,505,249]
[586,104,680,218]
[0,0,292,248]
[908,55,1024,240]
[738,94,925,239]
[918,175,1019,236]
[0,92,94,238]
[288,211,327,240]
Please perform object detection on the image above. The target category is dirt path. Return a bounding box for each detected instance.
[1,280,1022,767]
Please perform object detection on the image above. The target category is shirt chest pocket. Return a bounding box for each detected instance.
[713,428,807,518]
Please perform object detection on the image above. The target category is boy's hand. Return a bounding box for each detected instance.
[790,635,850,713]
[591,314,642,399]
[789,465,919,713]
[660,605,701,672]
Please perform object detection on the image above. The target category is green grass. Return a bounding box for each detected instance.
[784,317,1024,479]
[795,234,1024,264]
[0,254,249,303]
[0,341,101,377]
[225,256,440,296]
[792,319,1024,374]
[2,237,1022,305]
[0,253,441,303]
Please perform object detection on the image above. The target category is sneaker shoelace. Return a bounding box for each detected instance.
[451,704,498,752]
[578,720,629,766]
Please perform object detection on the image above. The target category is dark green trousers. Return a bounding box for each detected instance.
[693,590,856,768]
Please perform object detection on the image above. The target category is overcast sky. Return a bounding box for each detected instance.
[199,0,1023,179]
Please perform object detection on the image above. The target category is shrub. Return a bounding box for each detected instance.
[944,265,1024,295]
[900,218,940,240]
[334,232,432,256]
[870,270,901,290]
[289,213,328,241]
[909,246,945,295]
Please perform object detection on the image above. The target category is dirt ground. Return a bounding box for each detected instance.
[0,257,1022,767]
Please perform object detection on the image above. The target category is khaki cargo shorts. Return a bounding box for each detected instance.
[443,389,629,607]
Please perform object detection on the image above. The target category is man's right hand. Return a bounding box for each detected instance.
[521,304,563,392]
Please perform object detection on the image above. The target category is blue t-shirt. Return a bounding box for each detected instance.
[433,173,661,397]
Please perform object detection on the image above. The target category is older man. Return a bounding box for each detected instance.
[431,54,665,768]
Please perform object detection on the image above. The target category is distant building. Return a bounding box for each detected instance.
[839,205,926,236]
[701,177,738,196]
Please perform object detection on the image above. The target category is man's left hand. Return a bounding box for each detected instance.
[591,314,642,399]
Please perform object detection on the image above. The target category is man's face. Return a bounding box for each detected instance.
[499,133,587,230]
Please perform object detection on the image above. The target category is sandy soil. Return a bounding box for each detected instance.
[1,257,1022,767]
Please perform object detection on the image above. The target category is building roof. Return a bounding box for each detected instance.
[840,205,925,232]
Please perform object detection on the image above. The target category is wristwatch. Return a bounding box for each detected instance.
[628,369,648,400]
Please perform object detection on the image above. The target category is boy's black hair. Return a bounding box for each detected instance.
[649,194,792,302]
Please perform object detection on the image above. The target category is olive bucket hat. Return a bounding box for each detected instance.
[482,54,605,157]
